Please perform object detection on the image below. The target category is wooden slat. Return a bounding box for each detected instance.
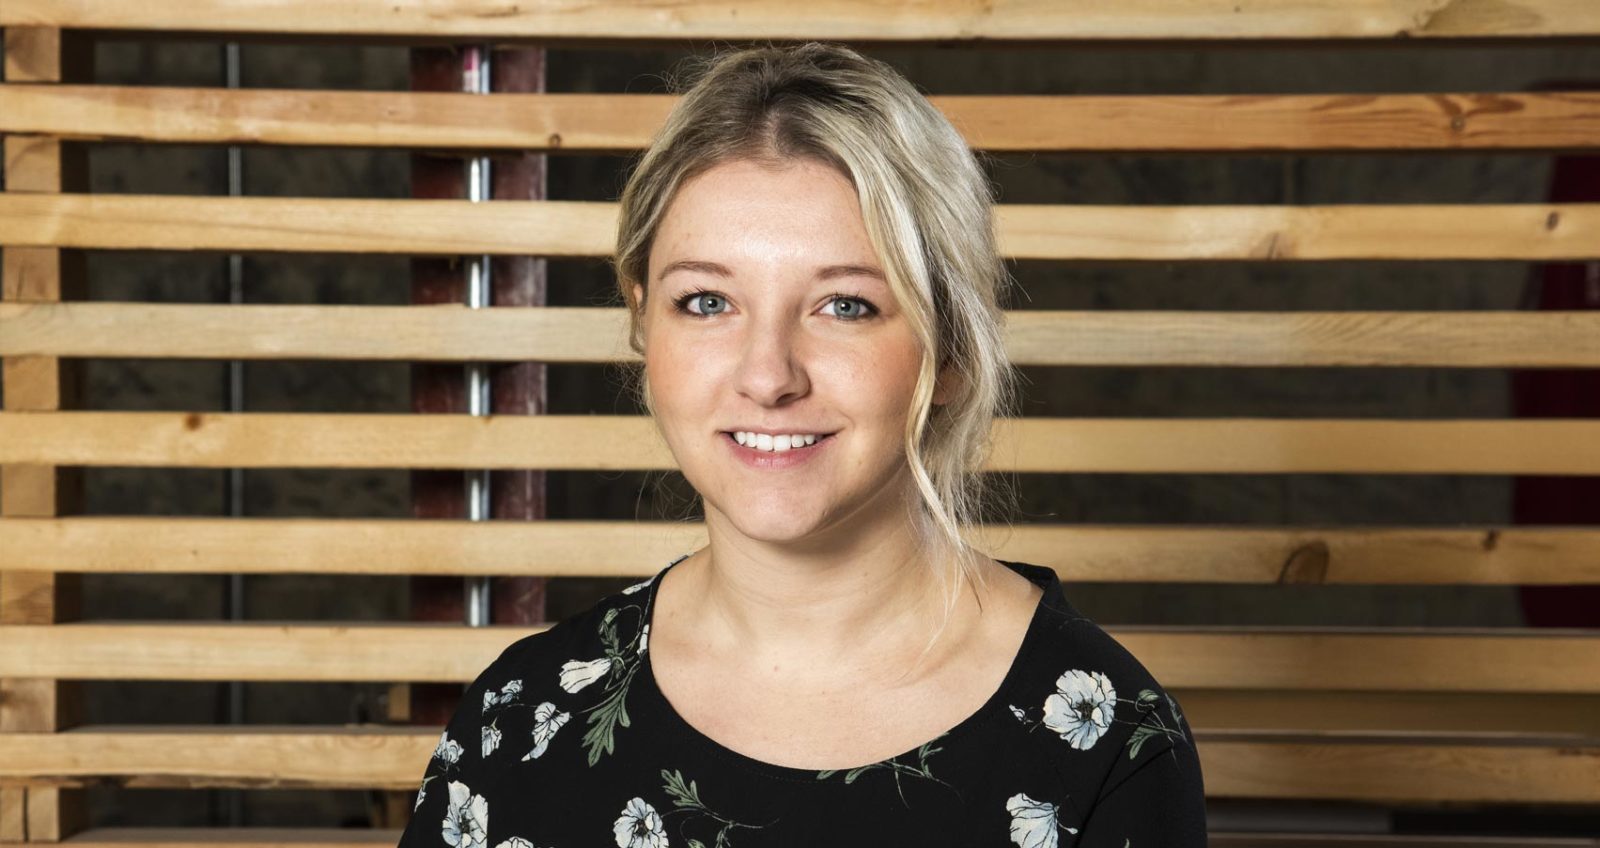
[1174,690,1600,737]
[3,0,1598,40]
[7,303,1600,367]
[2,194,1596,260]
[0,726,1596,803]
[0,624,1595,691]
[5,86,1600,152]
[3,517,1600,586]
[4,412,1600,475]
[38,828,1599,848]
[61,830,398,847]
[1199,735,1600,803]
[0,623,545,683]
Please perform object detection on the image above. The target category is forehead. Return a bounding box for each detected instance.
[651,158,882,275]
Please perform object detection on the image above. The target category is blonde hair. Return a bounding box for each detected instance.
[610,41,1023,676]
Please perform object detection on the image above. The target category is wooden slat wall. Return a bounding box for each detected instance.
[3,2,1600,845]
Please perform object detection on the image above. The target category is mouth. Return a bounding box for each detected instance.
[720,431,837,456]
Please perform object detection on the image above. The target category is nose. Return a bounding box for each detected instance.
[732,312,810,407]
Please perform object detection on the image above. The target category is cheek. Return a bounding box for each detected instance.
[828,337,925,420]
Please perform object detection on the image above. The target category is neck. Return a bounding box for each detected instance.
[676,506,968,686]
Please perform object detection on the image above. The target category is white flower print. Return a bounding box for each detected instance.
[1009,704,1027,722]
[494,839,534,848]
[443,780,489,848]
[622,577,652,595]
[483,679,524,712]
[560,657,614,693]
[432,730,464,764]
[1007,792,1077,848]
[521,701,571,761]
[613,796,668,848]
[637,622,650,655]
[482,723,502,758]
[414,782,427,811]
[1042,668,1116,751]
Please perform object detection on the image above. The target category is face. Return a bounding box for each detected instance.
[634,157,955,548]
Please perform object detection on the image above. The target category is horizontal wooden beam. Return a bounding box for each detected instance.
[1175,690,1600,736]
[2,0,1596,41]
[1,194,1595,260]
[0,726,1595,802]
[4,412,1599,474]
[7,303,1600,367]
[4,86,1598,152]
[2,517,1599,585]
[0,625,1594,691]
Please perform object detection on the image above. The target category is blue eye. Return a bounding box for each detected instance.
[822,294,878,321]
[672,289,727,316]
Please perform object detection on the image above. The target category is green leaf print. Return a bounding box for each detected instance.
[576,601,646,766]
[1118,689,1192,760]
[659,768,773,847]
[813,734,957,807]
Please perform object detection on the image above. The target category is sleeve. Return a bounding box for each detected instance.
[1072,706,1207,847]
[396,639,528,848]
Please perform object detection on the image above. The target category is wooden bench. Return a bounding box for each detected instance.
[3,1,1598,844]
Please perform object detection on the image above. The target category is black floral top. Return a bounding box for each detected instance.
[398,555,1207,848]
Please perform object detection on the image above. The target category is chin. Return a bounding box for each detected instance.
[722,511,827,544]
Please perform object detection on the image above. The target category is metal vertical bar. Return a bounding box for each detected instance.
[463,45,493,629]
[221,39,248,830]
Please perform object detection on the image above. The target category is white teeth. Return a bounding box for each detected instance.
[733,432,823,453]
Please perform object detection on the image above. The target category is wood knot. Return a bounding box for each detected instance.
[182,412,204,431]
[1277,541,1330,584]
[1545,211,1561,231]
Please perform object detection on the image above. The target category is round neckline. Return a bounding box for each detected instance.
[633,553,1056,782]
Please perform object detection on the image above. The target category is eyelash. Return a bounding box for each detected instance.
[669,287,879,321]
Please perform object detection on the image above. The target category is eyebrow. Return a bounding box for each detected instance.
[657,259,886,283]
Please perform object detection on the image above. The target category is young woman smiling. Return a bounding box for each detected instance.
[401,42,1206,848]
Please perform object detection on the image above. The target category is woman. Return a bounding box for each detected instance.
[400,42,1206,848]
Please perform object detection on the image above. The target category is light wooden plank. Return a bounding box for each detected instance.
[0,727,1595,803]
[2,194,1596,260]
[3,412,1599,475]
[3,0,1597,40]
[0,624,1595,691]
[1115,629,1600,694]
[7,303,1600,368]
[0,623,545,683]
[60,830,399,847]
[3,517,1599,586]
[5,86,1599,152]
[1198,736,1600,803]
[1173,690,1600,736]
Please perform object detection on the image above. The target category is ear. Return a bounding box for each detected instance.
[631,282,645,309]
[931,361,963,406]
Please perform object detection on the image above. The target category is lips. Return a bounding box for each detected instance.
[721,431,836,468]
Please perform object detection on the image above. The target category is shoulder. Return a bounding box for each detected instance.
[487,572,657,695]
[1004,587,1198,796]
